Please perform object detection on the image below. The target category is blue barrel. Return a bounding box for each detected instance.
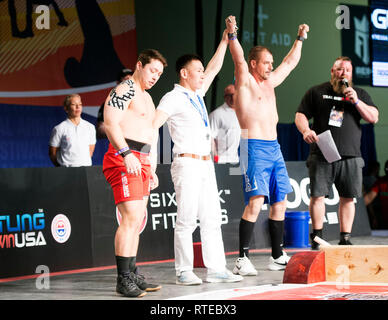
[283,211,310,248]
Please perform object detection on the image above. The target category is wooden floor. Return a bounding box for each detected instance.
[1,234,388,302]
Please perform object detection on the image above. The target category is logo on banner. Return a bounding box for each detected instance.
[51,214,71,243]
[339,5,372,85]
[0,209,47,249]
[149,190,231,231]
[371,8,388,30]
[116,207,147,234]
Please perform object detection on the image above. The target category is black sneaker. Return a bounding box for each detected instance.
[338,233,353,245]
[116,274,146,298]
[310,233,320,250]
[131,272,162,292]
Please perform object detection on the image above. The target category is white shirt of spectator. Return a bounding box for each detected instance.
[49,118,96,167]
[157,84,212,156]
[209,103,241,163]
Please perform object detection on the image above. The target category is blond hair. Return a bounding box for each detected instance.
[63,94,81,109]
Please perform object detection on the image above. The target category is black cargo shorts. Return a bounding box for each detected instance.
[306,154,364,198]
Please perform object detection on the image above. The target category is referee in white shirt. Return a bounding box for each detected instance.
[49,94,96,167]
[153,30,243,285]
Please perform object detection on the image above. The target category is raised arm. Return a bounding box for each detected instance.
[202,29,229,93]
[225,15,250,89]
[271,24,309,87]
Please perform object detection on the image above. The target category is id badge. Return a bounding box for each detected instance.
[328,106,344,127]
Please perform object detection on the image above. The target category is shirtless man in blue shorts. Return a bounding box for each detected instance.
[225,16,309,274]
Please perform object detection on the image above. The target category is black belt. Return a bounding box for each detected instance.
[125,138,151,154]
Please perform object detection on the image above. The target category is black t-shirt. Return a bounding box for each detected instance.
[297,81,377,157]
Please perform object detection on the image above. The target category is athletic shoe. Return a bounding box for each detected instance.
[116,273,146,298]
[338,233,353,245]
[310,233,320,250]
[338,239,353,245]
[131,272,162,292]
[233,255,258,276]
[206,269,243,283]
[268,251,290,271]
[176,271,203,286]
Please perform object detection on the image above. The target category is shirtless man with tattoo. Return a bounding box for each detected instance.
[102,49,167,298]
[225,16,309,275]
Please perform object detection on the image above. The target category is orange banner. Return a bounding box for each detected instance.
[0,0,137,106]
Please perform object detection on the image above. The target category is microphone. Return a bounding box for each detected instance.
[341,78,351,102]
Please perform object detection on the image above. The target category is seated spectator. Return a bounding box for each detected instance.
[49,94,96,167]
[363,160,380,192]
[364,160,388,229]
[363,160,380,228]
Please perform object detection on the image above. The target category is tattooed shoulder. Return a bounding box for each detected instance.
[108,79,136,110]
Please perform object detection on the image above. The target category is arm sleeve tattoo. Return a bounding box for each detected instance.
[108,79,135,110]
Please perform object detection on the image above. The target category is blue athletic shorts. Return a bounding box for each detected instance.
[239,138,293,206]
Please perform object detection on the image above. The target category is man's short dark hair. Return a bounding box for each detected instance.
[117,68,133,82]
[137,49,168,68]
[248,46,272,64]
[175,54,203,76]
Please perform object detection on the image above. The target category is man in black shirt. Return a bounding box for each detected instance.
[295,56,378,248]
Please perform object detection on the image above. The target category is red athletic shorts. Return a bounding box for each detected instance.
[103,143,151,204]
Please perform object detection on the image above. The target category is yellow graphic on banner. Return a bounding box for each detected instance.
[0,0,137,106]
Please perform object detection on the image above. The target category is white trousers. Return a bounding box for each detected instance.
[171,157,227,275]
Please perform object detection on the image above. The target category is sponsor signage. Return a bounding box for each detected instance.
[51,214,72,244]
[370,0,388,86]
[0,167,93,278]
[340,5,372,85]
[0,164,370,279]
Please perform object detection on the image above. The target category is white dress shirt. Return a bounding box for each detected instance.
[49,118,96,167]
[157,84,212,156]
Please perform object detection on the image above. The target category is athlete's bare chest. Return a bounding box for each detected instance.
[255,83,275,104]
[129,94,155,119]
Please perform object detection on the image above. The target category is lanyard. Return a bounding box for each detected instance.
[183,92,208,127]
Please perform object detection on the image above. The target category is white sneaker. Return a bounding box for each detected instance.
[233,255,258,276]
[206,269,243,283]
[176,271,203,285]
[268,251,290,271]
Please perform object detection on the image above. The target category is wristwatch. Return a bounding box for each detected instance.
[120,149,132,158]
[296,35,306,42]
[228,32,237,40]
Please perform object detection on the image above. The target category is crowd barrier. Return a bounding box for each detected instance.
[0,162,370,279]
